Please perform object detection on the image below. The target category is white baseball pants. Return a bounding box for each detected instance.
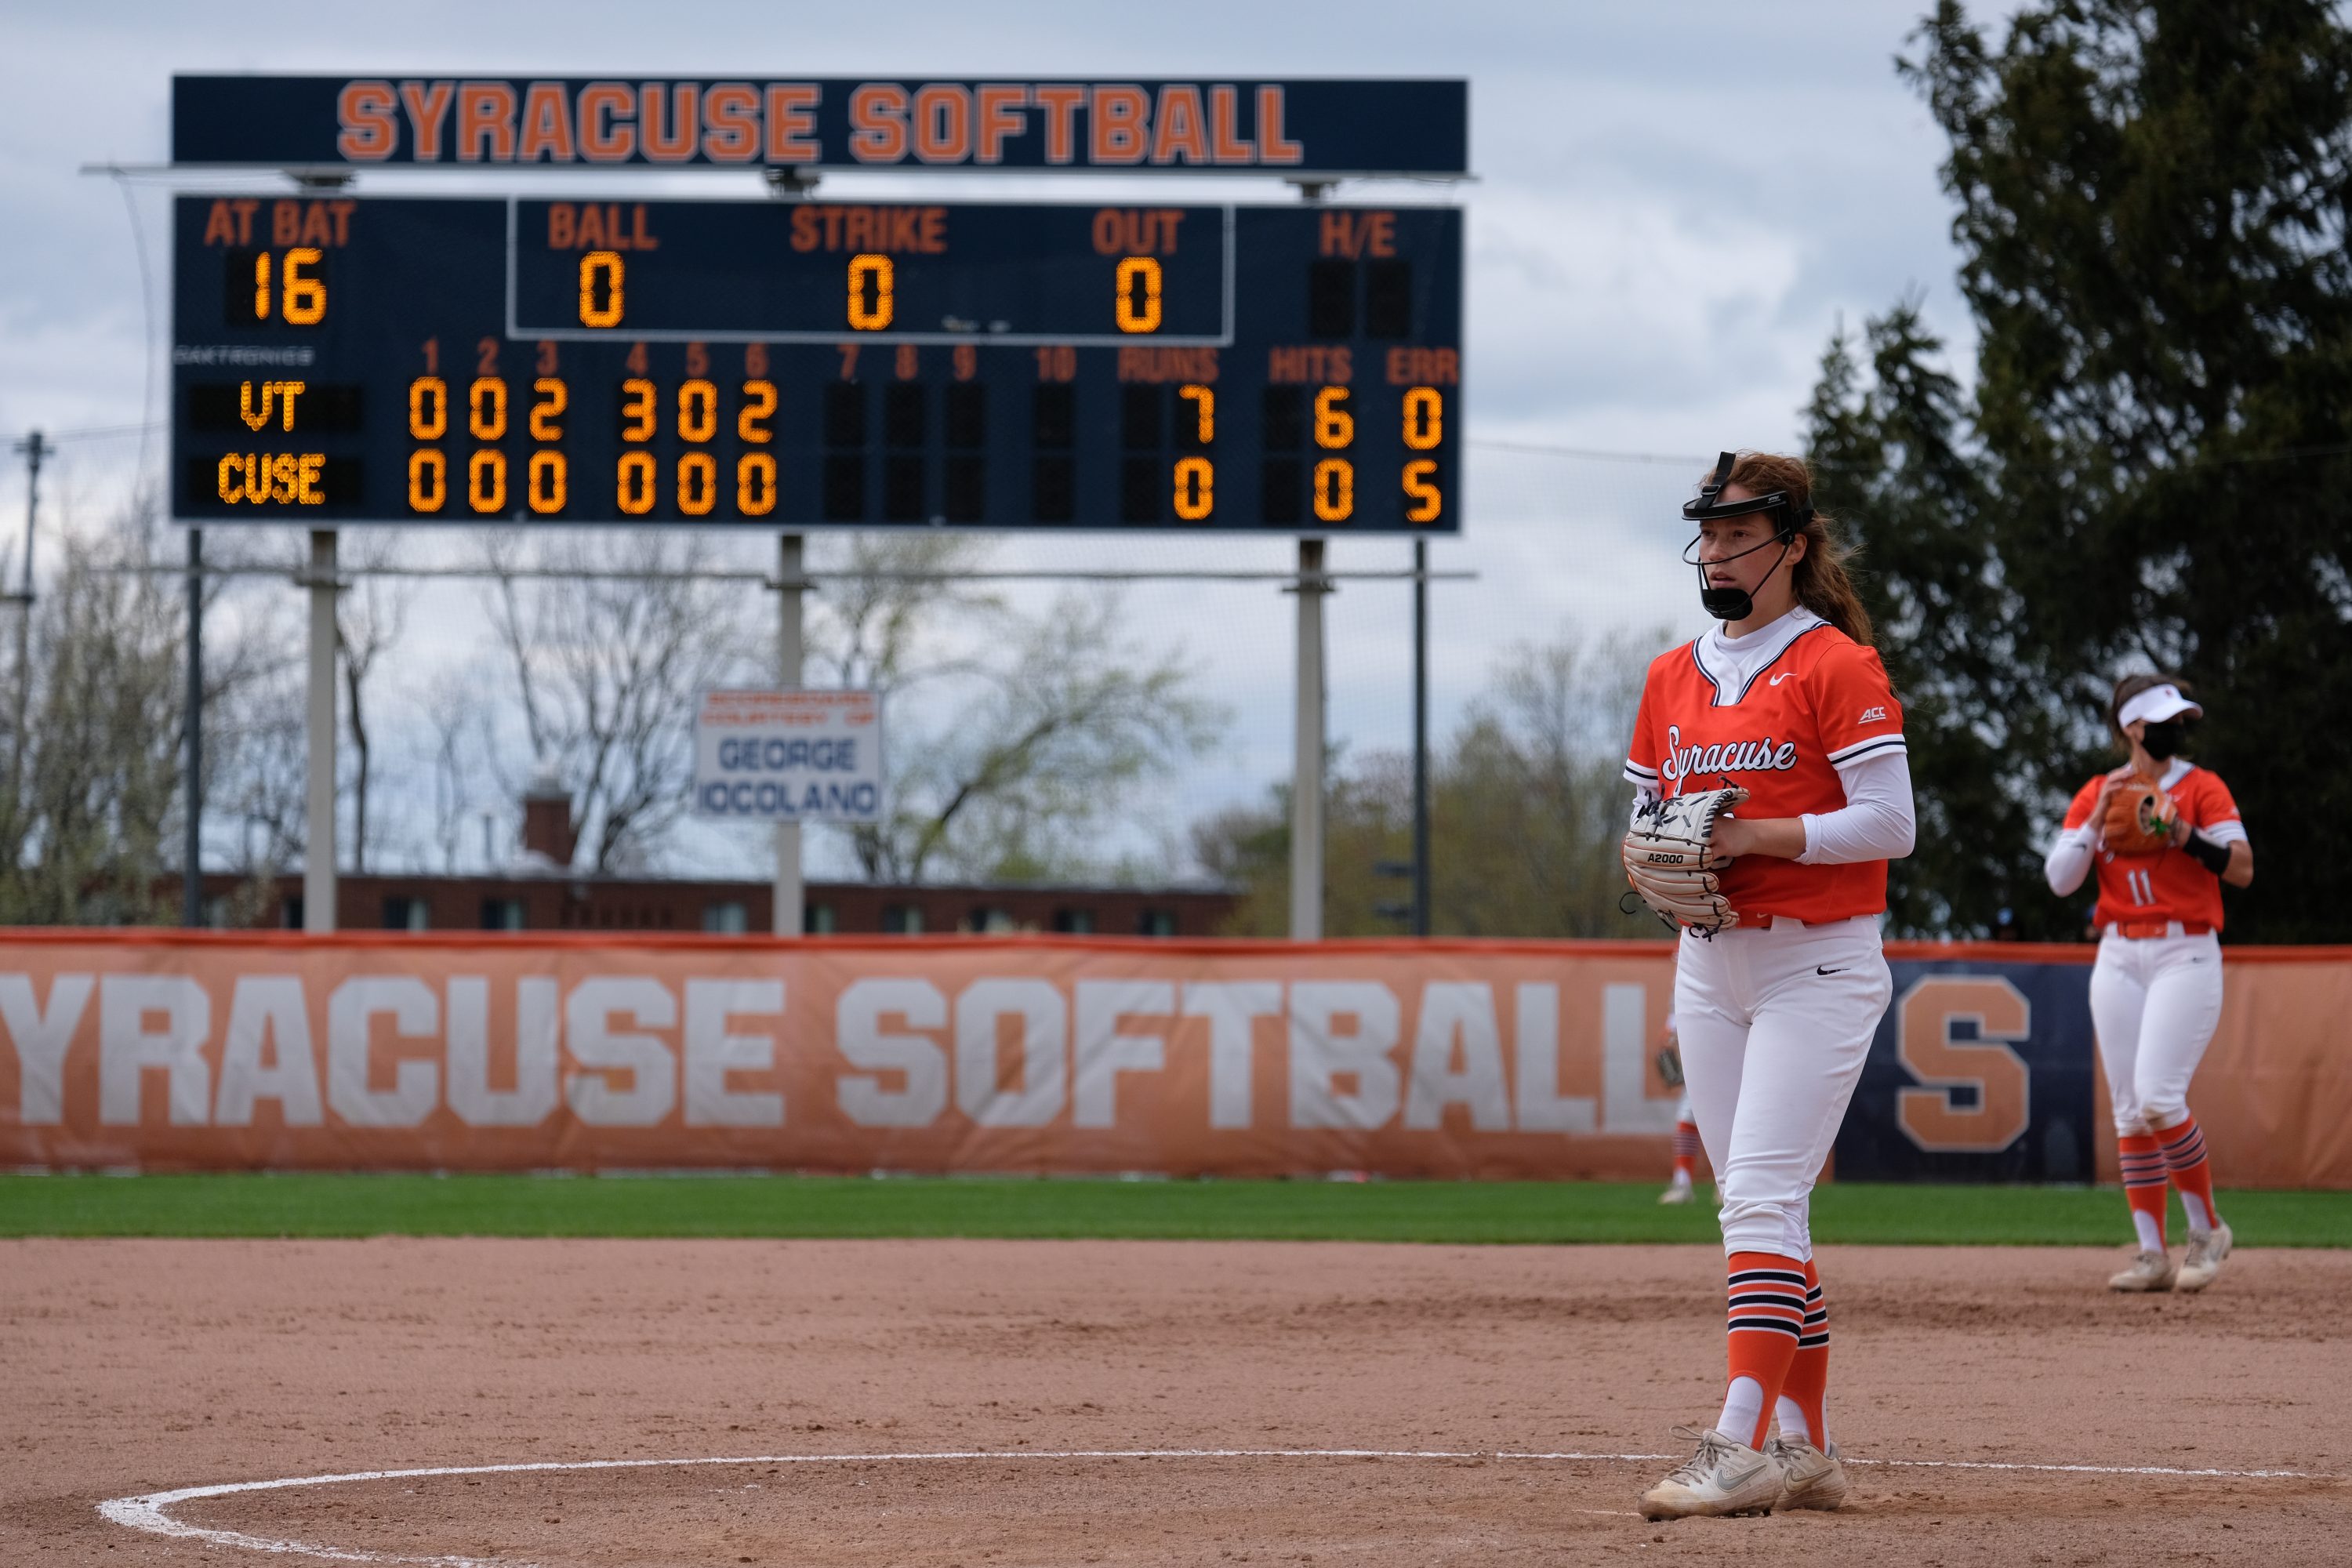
[1675,916,1893,1260]
[2089,928,2223,1136]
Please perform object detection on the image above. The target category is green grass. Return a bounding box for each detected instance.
[2,1174,2348,1247]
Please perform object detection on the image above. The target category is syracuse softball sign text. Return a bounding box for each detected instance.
[0,938,1684,1179]
[692,689,882,824]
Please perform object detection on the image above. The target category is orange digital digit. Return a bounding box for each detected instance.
[252,252,272,321]
[468,450,508,514]
[528,450,567,515]
[1402,459,1442,523]
[619,378,657,443]
[739,379,777,443]
[579,251,625,328]
[407,450,446,513]
[468,378,507,441]
[407,376,448,441]
[616,451,657,515]
[678,379,717,443]
[1313,387,1354,448]
[1402,387,1443,450]
[1172,457,1214,521]
[1115,256,1163,333]
[737,452,777,516]
[1312,458,1355,522]
[281,247,325,324]
[530,377,567,441]
[848,254,894,330]
[677,452,717,516]
[1178,384,1214,444]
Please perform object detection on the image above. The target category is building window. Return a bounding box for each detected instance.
[703,901,748,935]
[383,896,429,931]
[481,898,525,931]
[882,904,924,935]
[806,902,837,935]
[1052,907,1096,935]
[281,895,303,930]
[1137,908,1176,938]
[967,906,1015,934]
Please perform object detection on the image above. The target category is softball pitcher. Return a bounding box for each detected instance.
[2044,675,2252,1293]
[1620,451,1913,1522]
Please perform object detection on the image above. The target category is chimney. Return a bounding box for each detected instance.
[521,762,577,868]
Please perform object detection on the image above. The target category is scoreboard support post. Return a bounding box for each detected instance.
[1290,539,1327,941]
[183,527,203,928]
[303,530,339,933]
[772,534,805,938]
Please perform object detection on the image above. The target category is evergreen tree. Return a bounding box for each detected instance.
[1822,0,2352,940]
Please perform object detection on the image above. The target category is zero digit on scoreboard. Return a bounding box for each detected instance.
[579,250,624,328]
[848,254,894,330]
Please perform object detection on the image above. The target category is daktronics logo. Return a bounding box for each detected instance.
[1659,724,1798,786]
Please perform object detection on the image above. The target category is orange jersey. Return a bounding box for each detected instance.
[2062,760,2245,931]
[1624,611,1905,925]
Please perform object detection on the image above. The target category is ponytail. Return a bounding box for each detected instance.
[1722,451,1875,647]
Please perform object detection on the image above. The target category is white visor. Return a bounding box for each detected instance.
[2117,683,2202,728]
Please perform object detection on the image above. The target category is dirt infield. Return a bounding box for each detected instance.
[5,1239,2347,1566]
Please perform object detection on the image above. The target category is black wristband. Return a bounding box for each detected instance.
[2183,829,2232,877]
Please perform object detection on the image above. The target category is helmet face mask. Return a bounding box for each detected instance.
[1681,451,1812,622]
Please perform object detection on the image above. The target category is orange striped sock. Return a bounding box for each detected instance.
[1775,1258,1828,1448]
[1672,1120,1700,1181]
[2158,1115,2221,1232]
[2118,1132,2168,1251]
[1719,1250,1806,1448]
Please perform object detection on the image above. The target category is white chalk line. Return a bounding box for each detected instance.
[97,1446,2344,1566]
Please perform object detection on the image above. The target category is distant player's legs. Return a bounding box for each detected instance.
[1662,1093,1699,1202]
[2088,942,2170,1276]
[2133,934,2230,1287]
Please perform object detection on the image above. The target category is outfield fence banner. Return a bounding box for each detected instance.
[2,932,2347,1187]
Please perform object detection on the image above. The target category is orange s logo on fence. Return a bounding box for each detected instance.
[1896,975,2031,1153]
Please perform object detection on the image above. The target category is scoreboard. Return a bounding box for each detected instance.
[171,194,1462,532]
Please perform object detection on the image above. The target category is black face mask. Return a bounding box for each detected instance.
[2139,719,2187,760]
[1684,530,1794,622]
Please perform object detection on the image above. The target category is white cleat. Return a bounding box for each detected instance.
[1659,1174,1694,1205]
[1639,1426,1782,1521]
[2176,1222,2233,1293]
[1766,1435,1850,1511]
[2108,1249,2177,1292]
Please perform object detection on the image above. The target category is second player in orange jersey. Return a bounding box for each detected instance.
[1624,452,1913,1522]
[2045,674,2254,1294]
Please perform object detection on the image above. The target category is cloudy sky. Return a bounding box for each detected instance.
[0,1,2002,882]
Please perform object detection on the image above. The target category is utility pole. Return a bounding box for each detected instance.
[9,430,45,804]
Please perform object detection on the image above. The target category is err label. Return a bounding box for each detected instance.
[693,688,883,823]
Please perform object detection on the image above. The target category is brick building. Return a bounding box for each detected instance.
[194,779,1239,937]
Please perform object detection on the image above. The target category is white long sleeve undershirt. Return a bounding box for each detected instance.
[1630,750,1917,864]
[2045,823,2097,897]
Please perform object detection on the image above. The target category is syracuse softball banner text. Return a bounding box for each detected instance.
[2,934,2346,1185]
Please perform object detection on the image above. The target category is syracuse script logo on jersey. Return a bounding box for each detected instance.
[1659,727,1798,786]
[1624,611,1907,925]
